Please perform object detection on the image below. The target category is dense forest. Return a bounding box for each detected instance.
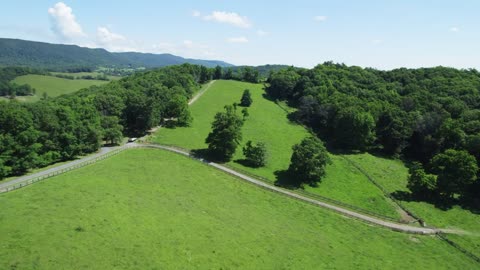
[264,62,480,206]
[0,64,201,178]
[0,38,232,71]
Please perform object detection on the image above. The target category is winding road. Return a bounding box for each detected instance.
[0,79,465,235]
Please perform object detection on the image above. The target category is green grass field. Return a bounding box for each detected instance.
[0,149,477,269]
[151,80,401,219]
[345,153,480,257]
[11,74,109,102]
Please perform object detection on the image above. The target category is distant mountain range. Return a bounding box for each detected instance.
[0,38,233,70]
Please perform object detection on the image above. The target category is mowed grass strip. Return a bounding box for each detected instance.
[152,80,400,219]
[12,74,109,102]
[0,149,477,269]
[346,153,480,257]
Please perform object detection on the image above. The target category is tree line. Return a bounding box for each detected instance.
[199,65,261,84]
[265,62,480,206]
[0,64,203,179]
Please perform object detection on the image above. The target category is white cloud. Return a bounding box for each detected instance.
[227,36,249,43]
[203,11,252,28]
[95,27,137,52]
[192,10,201,17]
[372,39,383,45]
[256,29,269,37]
[97,27,126,44]
[449,26,460,32]
[183,40,193,48]
[48,2,86,40]
[314,15,328,22]
[45,3,218,59]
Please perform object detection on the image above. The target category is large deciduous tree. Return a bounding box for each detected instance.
[288,136,331,186]
[407,162,437,199]
[205,105,243,161]
[101,116,123,145]
[430,149,478,197]
[333,107,375,151]
[243,141,267,167]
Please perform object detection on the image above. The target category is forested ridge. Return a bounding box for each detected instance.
[0,64,201,178]
[265,62,480,206]
[0,38,232,71]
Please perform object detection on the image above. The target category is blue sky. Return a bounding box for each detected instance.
[0,1,479,69]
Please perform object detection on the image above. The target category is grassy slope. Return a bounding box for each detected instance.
[0,149,477,269]
[346,153,480,257]
[151,80,400,219]
[12,74,109,102]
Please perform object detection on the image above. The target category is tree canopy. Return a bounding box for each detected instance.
[0,64,203,179]
[242,141,267,167]
[265,62,480,203]
[288,136,331,187]
[205,105,244,161]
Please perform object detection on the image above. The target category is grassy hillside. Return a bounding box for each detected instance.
[0,149,476,269]
[346,153,480,257]
[151,80,401,219]
[12,74,109,102]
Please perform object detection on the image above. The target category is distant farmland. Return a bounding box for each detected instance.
[11,74,109,102]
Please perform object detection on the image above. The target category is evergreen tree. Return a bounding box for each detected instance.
[240,89,253,107]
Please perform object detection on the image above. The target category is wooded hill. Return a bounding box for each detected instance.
[266,62,480,205]
[0,38,233,71]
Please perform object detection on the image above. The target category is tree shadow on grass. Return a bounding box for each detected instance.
[191,148,229,163]
[234,158,251,167]
[391,190,461,211]
[274,169,303,189]
[233,158,264,168]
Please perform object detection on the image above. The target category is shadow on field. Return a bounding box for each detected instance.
[274,169,302,189]
[391,190,480,214]
[191,148,229,163]
[392,190,456,211]
[233,159,251,167]
[233,159,265,168]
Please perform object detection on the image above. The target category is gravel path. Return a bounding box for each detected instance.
[0,145,126,191]
[138,143,458,235]
[0,141,464,235]
[189,80,216,105]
